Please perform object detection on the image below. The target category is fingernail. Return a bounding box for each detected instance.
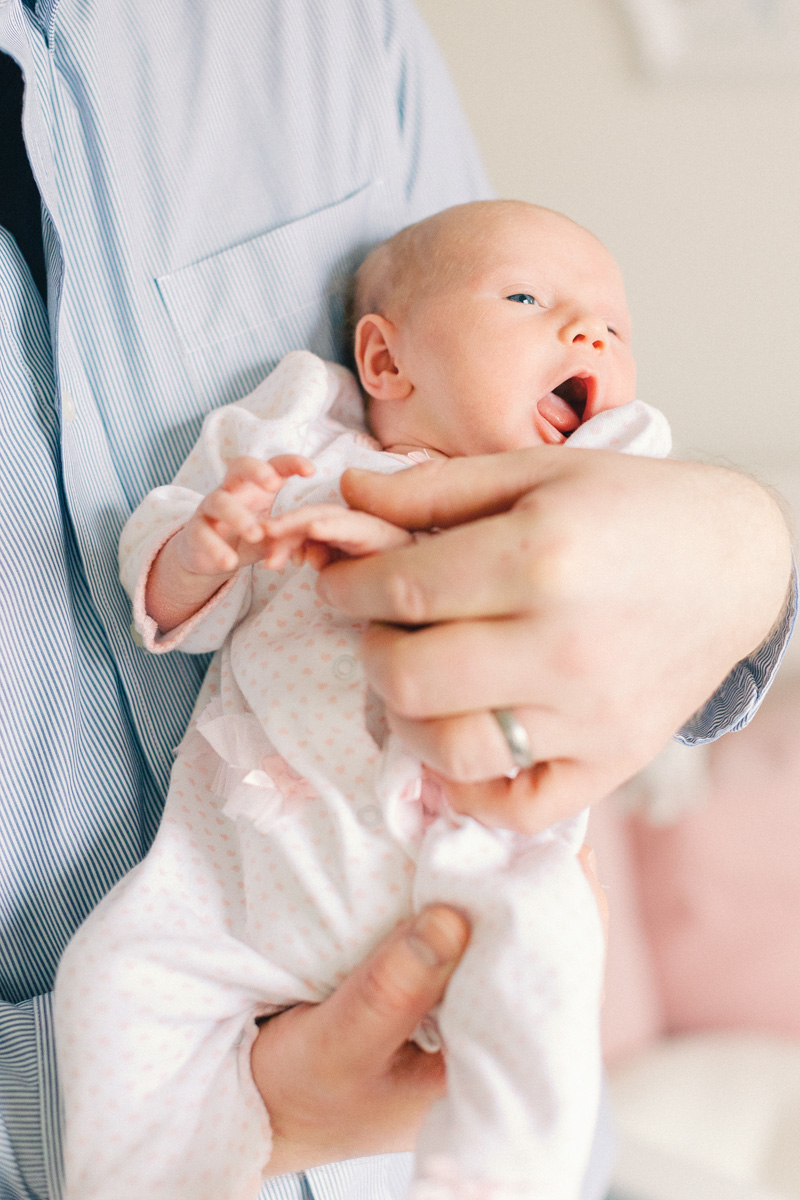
[407,908,469,968]
[405,933,440,968]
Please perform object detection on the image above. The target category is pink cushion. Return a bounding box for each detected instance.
[586,803,665,1064]
[629,681,800,1038]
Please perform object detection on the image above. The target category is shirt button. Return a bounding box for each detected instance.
[332,653,357,681]
[358,805,382,829]
[130,622,145,647]
[62,392,76,422]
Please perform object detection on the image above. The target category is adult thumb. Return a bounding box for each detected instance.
[313,906,470,1080]
[340,447,560,530]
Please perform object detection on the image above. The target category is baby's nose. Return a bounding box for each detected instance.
[561,315,607,351]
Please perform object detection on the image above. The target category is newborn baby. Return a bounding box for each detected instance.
[55,201,670,1200]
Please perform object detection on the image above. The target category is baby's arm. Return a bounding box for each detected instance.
[146,454,314,632]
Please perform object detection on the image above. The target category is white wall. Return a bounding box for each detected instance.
[416,0,800,477]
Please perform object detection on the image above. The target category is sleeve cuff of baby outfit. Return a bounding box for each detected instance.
[130,524,250,655]
[676,560,798,746]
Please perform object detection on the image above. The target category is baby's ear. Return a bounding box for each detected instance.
[354,314,413,402]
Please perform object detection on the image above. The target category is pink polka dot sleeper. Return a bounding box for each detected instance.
[54,351,670,1200]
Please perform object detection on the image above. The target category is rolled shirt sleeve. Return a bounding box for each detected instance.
[678,564,798,745]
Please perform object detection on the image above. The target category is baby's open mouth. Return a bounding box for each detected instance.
[537,375,593,437]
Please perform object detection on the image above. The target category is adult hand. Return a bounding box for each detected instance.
[317,448,792,834]
[254,852,609,1175]
[253,906,469,1175]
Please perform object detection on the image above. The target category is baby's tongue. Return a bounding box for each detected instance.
[537,391,581,435]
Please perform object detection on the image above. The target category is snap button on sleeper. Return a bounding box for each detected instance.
[332,653,357,680]
[357,805,382,829]
[62,392,76,422]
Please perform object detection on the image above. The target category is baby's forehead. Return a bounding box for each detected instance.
[428,210,623,308]
[355,201,626,320]
[460,207,619,279]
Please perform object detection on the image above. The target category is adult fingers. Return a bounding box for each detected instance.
[438,758,624,836]
[360,618,580,720]
[266,506,413,555]
[385,708,559,782]
[318,507,558,623]
[309,906,469,1082]
[253,909,468,1174]
[339,450,561,529]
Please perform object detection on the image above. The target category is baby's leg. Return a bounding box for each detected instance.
[411,815,604,1200]
[54,749,310,1200]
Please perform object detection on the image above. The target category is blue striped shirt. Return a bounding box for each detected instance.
[0,2,491,1195]
[0,2,793,1198]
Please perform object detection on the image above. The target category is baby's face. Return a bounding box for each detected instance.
[376,208,636,457]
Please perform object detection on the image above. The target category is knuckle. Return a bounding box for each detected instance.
[548,632,599,681]
[225,456,247,478]
[524,536,577,602]
[379,644,425,718]
[359,957,418,1020]
[438,753,475,785]
[436,725,491,783]
[512,508,583,604]
[384,570,431,626]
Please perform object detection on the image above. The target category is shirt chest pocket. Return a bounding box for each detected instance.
[156,181,393,410]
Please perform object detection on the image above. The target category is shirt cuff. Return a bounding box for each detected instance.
[0,993,63,1200]
[677,561,798,746]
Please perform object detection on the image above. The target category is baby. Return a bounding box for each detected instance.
[54,201,671,1200]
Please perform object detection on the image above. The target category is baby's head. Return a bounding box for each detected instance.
[352,200,636,457]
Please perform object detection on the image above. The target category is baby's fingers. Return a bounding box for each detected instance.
[261,532,309,570]
[182,516,241,574]
[200,489,264,543]
[267,507,413,558]
[222,456,284,493]
[221,456,314,503]
[268,454,316,480]
[302,542,339,571]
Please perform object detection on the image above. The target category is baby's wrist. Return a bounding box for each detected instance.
[146,530,239,633]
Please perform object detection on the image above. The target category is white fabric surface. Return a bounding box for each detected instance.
[55,352,671,1200]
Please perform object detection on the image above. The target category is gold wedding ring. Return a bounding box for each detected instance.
[492,708,534,771]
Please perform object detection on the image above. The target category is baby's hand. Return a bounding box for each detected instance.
[177,455,315,577]
[262,504,413,571]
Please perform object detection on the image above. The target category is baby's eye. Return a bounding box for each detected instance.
[506,293,539,305]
